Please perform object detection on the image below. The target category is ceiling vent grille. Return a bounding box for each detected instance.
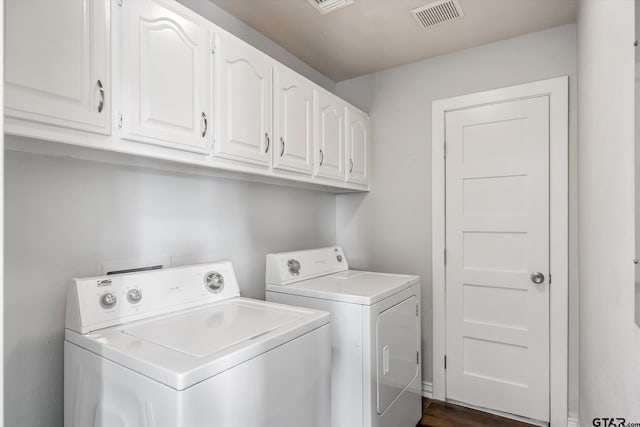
[411,0,464,28]
[308,0,354,15]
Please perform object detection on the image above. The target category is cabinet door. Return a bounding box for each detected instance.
[5,0,110,134]
[216,35,273,167]
[121,0,211,153]
[273,67,314,174]
[316,91,345,181]
[346,107,369,185]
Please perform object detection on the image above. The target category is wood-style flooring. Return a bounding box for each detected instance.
[418,398,535,427]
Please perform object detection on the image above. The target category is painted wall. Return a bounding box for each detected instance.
[335,23,580,413]
[177,0,335,92]
[4,148,336,427]
[577,0,640,420]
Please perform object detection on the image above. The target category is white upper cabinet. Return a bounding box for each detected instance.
[5,0,110,134]
[121,0,211,153]
[273,67,314,174]
[346,106,369,185]
[216,34,273,167]
[315,90,346,181]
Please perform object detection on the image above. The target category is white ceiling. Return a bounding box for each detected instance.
[210,0,579,82]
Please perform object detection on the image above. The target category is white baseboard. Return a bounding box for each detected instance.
[568,414,579,427]
[421,381,433,398]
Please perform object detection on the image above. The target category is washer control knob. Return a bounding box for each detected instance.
[127,288,143,304]
[205,271,225,294]
[287,259,301,276]
[100,292,117,309]
[337,254,343,262]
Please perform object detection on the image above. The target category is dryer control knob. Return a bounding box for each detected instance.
[100,292,117,309]
[287,259,301,276]
[127,288,143,304]
[205,271,225,294]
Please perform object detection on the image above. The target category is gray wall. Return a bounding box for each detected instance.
[177,0,335,92]
[578,0,640,419]
[4,148,336,427]
[334,23,580,414]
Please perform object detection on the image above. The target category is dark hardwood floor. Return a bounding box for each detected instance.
[418,398,535,427]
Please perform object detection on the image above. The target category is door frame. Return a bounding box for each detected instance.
[431,76,568,426]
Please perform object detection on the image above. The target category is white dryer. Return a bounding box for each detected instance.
[265,247,422,427]
[64,261,331,427]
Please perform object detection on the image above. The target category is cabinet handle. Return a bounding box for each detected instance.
[349,158,354,173]
[265,133,270,153]
[201,112,208,137]
[319,149,324,166]
[280,137,285,157]
[97,80,104,113]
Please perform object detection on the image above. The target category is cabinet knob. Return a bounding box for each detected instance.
[280,137,285,157]
[349,158,354,173]
[97,80,104,113]
[319,149,324,166]
[265,133,270,153]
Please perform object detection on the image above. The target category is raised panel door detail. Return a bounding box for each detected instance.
[216,36,272,167]
[274,68,314,174]
[122,0,210,153]
[5,0,110,133]
[346,108,369,185]
[316,91,345,181]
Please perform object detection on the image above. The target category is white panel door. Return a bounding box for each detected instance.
[445,96,550,421]
[5,0,110,134]
[346,107,369,185]
[121,0,210,153]
[216,35,273,167]
[316,90,345,181]
[273,67,314,174]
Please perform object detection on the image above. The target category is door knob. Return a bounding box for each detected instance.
[530,272,545,284]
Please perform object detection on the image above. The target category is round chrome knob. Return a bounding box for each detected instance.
[127,288,143,304]
[205,271,225,294]
[336,254,343,262]
[530,272,545,285]
[287,259,301,276]
[100,292,117,309]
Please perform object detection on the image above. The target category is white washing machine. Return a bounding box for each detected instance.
[265,246,422,427]
[64,261,331,427]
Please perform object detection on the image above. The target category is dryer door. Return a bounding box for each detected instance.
[376,295,420,414]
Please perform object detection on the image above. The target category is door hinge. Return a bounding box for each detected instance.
[549,273,552,285]
[444,355,447,370]
[417,352,420,365]
[117,112,123,128]
[444,249,447,265]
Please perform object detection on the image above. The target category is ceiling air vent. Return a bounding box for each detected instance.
[308,0,354,15]
[411,0,464,28]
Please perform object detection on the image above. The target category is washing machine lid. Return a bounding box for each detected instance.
[266,270,420,305]
[65,297,330,390]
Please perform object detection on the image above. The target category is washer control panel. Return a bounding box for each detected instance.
[67,261,240,334]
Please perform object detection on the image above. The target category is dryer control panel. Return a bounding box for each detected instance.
[66,261,240,334]
[266,246,349,285]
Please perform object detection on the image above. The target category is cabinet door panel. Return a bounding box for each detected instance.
[216,36,272,167]
[5,0,110,133]
[122,0,210,153]
[316,91,345,181]
[274,68,314,174]
[346,107,369,185]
